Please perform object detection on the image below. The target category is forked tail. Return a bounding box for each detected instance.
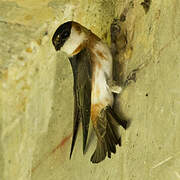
[90,106,127,163]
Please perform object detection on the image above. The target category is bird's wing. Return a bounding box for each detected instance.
[68,48,92,158]
[90,106,127,163]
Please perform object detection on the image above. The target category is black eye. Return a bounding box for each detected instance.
[61,31,70,39]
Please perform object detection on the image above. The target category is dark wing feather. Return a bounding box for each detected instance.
[91,106,127,163]
[69,48,92,158]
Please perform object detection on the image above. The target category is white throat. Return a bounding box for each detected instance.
[61,26,87,57]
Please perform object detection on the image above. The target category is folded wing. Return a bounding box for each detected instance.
[69,48,92,158]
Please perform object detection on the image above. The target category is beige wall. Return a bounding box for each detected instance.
[0,0,179,180]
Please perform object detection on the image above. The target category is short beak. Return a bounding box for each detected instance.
[55,46,59,51]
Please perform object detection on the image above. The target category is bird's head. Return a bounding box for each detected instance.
[52,21,88,57]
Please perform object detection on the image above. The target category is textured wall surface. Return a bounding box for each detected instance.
[0,0,179,180]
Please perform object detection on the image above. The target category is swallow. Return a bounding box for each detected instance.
[52,21,127,163]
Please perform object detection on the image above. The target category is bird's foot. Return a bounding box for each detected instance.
[107,80,123,94]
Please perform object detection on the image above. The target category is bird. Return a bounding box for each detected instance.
[52,21,127,163]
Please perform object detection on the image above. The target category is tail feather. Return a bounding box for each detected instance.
[91,106,126,163]
[106,106,127,129]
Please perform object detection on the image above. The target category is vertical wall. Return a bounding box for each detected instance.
[0,0,179,180]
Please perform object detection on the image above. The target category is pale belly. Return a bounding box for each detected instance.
[90,67,113,125]
[91,67,113,108]
[90,40,114,122]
